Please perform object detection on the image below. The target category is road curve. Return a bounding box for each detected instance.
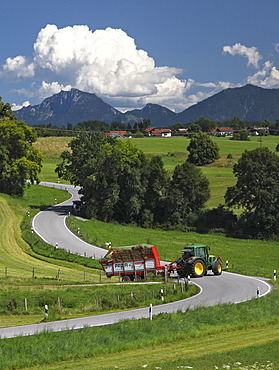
[0,182,271,339]
[32,182,106,259]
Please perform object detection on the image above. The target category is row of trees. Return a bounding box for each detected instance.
[33,116,279,137]
[34,119,152,137]
[175,116,279,134]
[56,133,210,228]
[56,131,279,239]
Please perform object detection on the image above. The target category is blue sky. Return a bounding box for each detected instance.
[1,0,279,112]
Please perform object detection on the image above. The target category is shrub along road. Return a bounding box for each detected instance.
[0,182,271,339]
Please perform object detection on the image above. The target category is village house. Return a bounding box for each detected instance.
[246,126,270,136]
[145,128,172,137]
[105,131,127,138]
[211,127,234,136]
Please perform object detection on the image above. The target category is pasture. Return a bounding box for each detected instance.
[0,134,277,369]
[34,135,279,206]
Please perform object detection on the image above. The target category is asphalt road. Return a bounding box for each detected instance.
[32,182,106,259]
[0,182,272,339]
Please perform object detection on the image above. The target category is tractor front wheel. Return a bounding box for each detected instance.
[191,259,206,278]
[212,260,222,275]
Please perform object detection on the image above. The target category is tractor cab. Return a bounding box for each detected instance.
[182,245,209,261]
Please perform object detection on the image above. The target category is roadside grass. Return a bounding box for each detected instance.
[0,283,278,369]
[0,283,196,328]
[0,136,277,369]
[36,328,279,369]
[0,186,102,283]
[67,216,278,279]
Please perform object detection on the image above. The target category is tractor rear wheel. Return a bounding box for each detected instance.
[212,260,222,275]
[191,259,206,278]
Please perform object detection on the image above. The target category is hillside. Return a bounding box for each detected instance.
[178,84,279,123]
[15,89,123,127]
[14,84,279,127]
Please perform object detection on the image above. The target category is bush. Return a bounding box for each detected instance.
[230,131,250,141]
[187,132,220,166]
[196,206,237,235]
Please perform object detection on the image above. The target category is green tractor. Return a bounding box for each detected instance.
[170,245,223,278]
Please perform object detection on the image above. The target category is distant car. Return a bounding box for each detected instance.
[72,200,82,215]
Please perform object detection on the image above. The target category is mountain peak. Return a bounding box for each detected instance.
[14,84,279,127]
[15,89,123,126]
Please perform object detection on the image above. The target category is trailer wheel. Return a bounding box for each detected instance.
[191,259,206,278]
[212,260,222,275]
[134,275,142,281]
[122,275,131,282]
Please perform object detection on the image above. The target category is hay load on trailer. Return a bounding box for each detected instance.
[99,244,165,282]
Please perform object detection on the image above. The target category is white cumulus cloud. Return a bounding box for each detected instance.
[38,81,72,99]
[223,43,262,68]
[1,24,187,110]
[1,55,35,79]
[247,60,279,88]
[11,101,31,111]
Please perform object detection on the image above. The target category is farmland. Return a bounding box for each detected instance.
[34,135,278,207]
[0,134,278,369]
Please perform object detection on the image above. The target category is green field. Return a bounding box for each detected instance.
[0,135,278,369]
[67,216,278,279]
[0,284,278,369]
[34,135,279,207]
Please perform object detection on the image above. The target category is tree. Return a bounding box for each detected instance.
[110,121,127,131]
[56,133,148,223]
[230,131,250,141]
[188,123,201,133]
[225,147,279,239]
[193,117,216,132]
[165,161,210,226]
[75,120,110,133]
[141,156,170,226]
[0,97,16,120]
[228,117,245,130]
[187,132,220,166]
[56,133,210,229]
[0,119,42,196]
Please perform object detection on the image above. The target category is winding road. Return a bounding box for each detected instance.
[0,182,272,339]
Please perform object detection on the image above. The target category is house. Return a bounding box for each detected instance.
[246,126,269,136]
[144,128,154,136]
[177,128,188,136]
[149,128,172,137]
[211,127,234,136]
[105,131,127,138]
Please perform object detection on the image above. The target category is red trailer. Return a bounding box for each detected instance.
[99,244,165,281]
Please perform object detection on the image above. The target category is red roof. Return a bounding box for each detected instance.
[105,131,127,136]
[211,127,234,133]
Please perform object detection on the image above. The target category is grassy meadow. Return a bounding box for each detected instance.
[34,135,279,206]
[0,134,278,369]
[0,283,278,369]
[67,216,279,279]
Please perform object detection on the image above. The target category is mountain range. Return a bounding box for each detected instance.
[14,84,279,128]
